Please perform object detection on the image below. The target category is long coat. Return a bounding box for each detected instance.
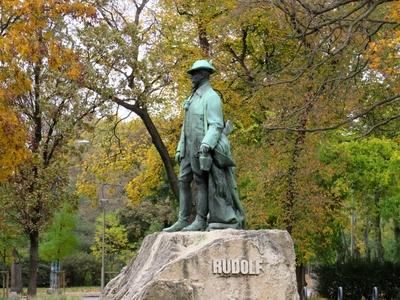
[177,81,223,161]
[177,81,245,229]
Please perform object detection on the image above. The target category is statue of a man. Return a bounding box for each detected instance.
[163,60,244,232]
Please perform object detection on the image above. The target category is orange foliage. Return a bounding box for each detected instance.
[366,2,400,81]
[0,99,28,181]
[0,0,96,180]
[0,0,95,99]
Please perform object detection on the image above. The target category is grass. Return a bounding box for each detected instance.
[0,287,100,299]
[37,287,100,294]
[29,296,82,300]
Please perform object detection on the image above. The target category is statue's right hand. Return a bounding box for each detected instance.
[175,152,182,164]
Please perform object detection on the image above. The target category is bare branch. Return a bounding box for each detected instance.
[362,114,400,136]
[264,94,400,133]
[0,15,21,36]
[84,83,140,114]
[134,0,150,25]
[295,0,362,15]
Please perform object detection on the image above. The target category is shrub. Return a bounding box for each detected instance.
[315,260,400,299]
[21,259,50,287]
[62,252,101,286]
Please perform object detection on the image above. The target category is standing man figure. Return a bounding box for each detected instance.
[163,60,244,232]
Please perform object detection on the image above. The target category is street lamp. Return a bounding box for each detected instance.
[99,196,107,293]
[99,183,124,293]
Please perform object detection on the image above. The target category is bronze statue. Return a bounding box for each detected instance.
[163,60,244,232]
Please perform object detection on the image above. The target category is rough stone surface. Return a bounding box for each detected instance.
[103,229,299,300]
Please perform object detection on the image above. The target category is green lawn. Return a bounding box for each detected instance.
[0,287,100,299]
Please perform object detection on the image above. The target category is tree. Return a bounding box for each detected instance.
[76,117,179,206]
[40,203,80,263]
[156,0,400,293]
[77,0,183,201]
[91,212,133,272]
[0,0,30,181]
[0,0,96,295]
[0,213,25,267]
[320,137,400,262]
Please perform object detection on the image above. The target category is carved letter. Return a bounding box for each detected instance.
[249,260,256,275]
[240,260,249,274]
[213,259,222,274]
[231,259,240,274]
[255,260,263,274]
[222,259,231,274]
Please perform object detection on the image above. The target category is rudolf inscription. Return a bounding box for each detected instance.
[212,259,263,275]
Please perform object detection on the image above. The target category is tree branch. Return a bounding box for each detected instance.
[362,114,400,136]
[264,94,400,133]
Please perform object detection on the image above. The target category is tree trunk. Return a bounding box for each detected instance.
[392,219,400,261]
[337,227,348,263]
[363,224,370,261]
[284,97,313,233]
[283,96,314,296]
[103,92,180,202]
[286,117,310,295]
[373,193,384,262]
[374,214,384,262]
[139,109,179,201]
[393,219,400,261]
[285,131,305,234]
[28,230,39,296]
[296,263,306,299]
[197,23,210,57]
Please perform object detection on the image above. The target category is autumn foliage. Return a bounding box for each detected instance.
[0,0,399,296]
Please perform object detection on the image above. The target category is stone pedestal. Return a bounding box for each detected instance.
[104,229,299,300]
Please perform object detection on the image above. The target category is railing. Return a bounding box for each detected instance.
[49,268,66,294]
[303,285,380,299]
[335,286,380,300]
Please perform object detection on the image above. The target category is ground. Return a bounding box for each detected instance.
[1,287,100,300]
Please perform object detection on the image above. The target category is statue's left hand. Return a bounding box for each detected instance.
[175,151,182,164]
[199,143,210,154]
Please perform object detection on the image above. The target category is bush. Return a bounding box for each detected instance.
[62,252,101,286]
[315,260,400,299]
[21,259,50,287]
[2,254,102,288]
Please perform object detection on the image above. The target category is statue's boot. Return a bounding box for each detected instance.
[182,215,206,231]
[182,179,208,231]
[163,181,192,232]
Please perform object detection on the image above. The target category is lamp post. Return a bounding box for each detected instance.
[100,197,106,292]
[99,183,124,293]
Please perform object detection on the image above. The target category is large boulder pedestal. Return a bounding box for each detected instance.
[103,229,299,300]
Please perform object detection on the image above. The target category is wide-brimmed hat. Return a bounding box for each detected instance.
[187,59,216,74]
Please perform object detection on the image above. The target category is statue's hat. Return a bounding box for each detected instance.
[187,59,216,74]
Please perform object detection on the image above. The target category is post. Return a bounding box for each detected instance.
[101,202,105,292]
[6,271,9,296]
[372,286,378,300]
[337,286,343,300]
[303,286,308,300]
[11,263,22,294]
[11,248,22,294]
[350,192,355,257]
[99,183,124,293]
